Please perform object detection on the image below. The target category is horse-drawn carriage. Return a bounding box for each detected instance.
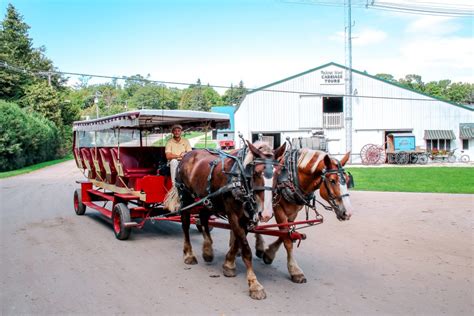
[72,110,354,299]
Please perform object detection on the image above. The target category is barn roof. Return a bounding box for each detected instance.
[238,62,473,112]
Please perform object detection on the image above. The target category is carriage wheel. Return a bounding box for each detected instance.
[410,153,418,164]
[448,155,456,163]
[387,153,396,164]
[375,146,387,164]
[113,203,131,240]
[73,189,86,215]
[417,154,428,165]
[460,155,470,163]
[396,152,409,164]
[360,144,375,164]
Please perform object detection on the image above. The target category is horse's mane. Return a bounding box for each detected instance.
[297,148,327,173]
[243,141,273,167]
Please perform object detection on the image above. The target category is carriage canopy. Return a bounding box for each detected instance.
[73,109,230,132]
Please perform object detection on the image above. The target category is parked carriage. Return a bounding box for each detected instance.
[360,133,429,165]
[385,133,429,164]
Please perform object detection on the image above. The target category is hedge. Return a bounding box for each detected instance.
[0,101,60,171]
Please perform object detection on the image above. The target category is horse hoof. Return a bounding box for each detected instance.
[222,266,236,277]
[203,253,214,263]
[255,250,264,258]
[249,288,267,300]
[184,256,198,265]
[291,274,307,283]
[262,252,273,265]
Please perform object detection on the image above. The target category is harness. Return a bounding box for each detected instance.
[175,147,279,224]
[277,149,354,213]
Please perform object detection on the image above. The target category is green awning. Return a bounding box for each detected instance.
[459,123,474,139]
[424,130,456,140]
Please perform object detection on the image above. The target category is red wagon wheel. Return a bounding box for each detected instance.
[73,189,86,215]
[113,203,132,240]
[360,144,376,164]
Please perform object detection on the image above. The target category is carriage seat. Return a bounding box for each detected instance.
[110,147,157,178]
[99,148,117,184]
[73,148,85,170]
[80,148,96,179]
[90,147,106,182]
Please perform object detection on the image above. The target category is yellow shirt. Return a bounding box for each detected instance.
[165,137,192,157]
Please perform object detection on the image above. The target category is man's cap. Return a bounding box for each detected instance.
[171,124,183,131]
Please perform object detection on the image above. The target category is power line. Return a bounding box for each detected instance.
[0,60,461,102]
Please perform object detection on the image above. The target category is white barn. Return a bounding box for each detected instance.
[234,62,474,162]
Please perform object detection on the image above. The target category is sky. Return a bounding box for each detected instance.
[2,0,473,90]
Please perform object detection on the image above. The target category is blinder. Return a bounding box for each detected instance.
[246,157,282,192]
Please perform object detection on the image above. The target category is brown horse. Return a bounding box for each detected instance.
[165,141,286,300]
[255,149,353,283]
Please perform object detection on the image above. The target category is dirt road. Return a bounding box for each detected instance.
[1,160,472,315]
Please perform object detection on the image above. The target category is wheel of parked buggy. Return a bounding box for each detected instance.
[113,203,131,240]
[410,153,418,164]
[417,154,428,165]
[73,189,86,215]
[460,155,470,163]
[448,155,456,163]
[396,152,409,164]
[360,144,376,164]
[388,153,396,164]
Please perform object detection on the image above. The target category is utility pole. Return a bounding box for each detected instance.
[345,0,353,161]
[94,91,101,118]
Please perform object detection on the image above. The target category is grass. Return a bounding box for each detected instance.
[346,167,474,194]
[0,154,74,179]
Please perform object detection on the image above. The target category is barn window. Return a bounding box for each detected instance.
[323,97,343,113]
[424,130,455,152]
[462,139,469,150]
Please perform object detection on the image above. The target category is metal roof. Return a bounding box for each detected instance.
[459,123,474,139]
[387,133,415,138]
[424,130,456,140]
[73,110,230,132]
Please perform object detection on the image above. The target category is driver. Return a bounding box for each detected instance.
[165,124,192,183]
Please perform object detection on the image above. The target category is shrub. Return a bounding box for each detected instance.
[0,101,60,171]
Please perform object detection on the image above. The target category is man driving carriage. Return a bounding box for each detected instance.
[165,124,192,183]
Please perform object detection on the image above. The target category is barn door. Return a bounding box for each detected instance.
[299,96,322,129]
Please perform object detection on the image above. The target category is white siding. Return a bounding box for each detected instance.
[235,63,474,158]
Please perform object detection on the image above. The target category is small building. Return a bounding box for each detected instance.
[234,62,474,161]
[211,106,235,149]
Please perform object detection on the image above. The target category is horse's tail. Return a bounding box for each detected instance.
[164,185,181,212]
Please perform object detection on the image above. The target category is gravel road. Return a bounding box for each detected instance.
[1,160,472,315]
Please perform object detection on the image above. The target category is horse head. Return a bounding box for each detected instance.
[318,152,354,221]
[244,141,286,222]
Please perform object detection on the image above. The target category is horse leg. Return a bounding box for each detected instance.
[283,234,306,283]
[262,204,287,264]
[223,230,240,277]
[200,212,214,262]
[255,234,265,258]
[181,210,198,265]
[231,213,266,300]
[281,212,306,283]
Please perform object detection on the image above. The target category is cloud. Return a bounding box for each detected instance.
[405,16,461,35]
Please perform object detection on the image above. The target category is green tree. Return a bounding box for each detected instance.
[222,80,247,105]
[375,73,396,83]
[398,74,425,92]
[19,81,62,126]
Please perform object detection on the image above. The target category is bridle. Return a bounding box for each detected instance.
[321,160,354,213]
[246,157,282,193]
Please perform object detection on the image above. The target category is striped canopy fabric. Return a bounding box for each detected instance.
[459,123,474,139]
[424,130,456,140]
